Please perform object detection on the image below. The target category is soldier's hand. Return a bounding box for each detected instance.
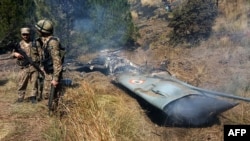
[41,67,46,75]
[14,52,23,59]
[51,80,59,87]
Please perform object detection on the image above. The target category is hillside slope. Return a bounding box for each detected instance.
[1,1,250,141]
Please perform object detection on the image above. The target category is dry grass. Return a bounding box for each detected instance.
[33,1,250,140]
[43,118,65,141]
[60,79,147,141]
[31,1,250,140]
[216,0,248,31]
[57,71,250,141]
[0,69,58,141]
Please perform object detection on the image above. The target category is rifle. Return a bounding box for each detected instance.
[48,84,56,112]
[48,84,61,114]
[11,42,45,77]
[48,73,63,114]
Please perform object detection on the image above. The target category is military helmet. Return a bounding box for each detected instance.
[35,19,53,34]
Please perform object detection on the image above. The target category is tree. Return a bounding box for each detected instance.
[74,0,138,52]
[0,0,138,56]
[0,0,36,53]
[34,0,138,57]
[167,0,218,46]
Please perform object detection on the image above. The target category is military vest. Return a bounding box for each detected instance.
[39,37,65,73]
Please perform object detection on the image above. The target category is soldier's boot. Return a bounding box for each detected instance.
[44,93,49,99]
[37,93,43,101]
[16,92,25,103]
[30,96,37,104]
[37,97,42,102]
[16,98,24,103]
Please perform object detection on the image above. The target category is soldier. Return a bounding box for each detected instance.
[13,27,41,103]
[35,19,63,100]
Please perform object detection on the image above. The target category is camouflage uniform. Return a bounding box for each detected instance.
[40,36,63,98]
[35,19,63,100]
[14,38,41,101]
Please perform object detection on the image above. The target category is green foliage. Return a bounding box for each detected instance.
[0,0,21,38]
[167,0,218,46]
[33,0,53,20]
[0,0,138,56]
[75,0,139,52]
[0,0,36,53]
[34,0,138,55]
[0,0,36,35]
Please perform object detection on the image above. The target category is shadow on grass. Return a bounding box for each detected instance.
[0,79,9,86]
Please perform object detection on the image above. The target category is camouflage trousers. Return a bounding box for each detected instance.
[42,73,62,99]
[17,67,38,99]
[43,73,53,98]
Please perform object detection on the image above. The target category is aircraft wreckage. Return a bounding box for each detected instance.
[67,50,250,127]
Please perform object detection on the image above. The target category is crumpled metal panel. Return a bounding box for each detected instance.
[117,73,237,127]
[117,73,201,110]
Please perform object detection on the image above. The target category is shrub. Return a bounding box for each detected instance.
[167,0,218,46]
